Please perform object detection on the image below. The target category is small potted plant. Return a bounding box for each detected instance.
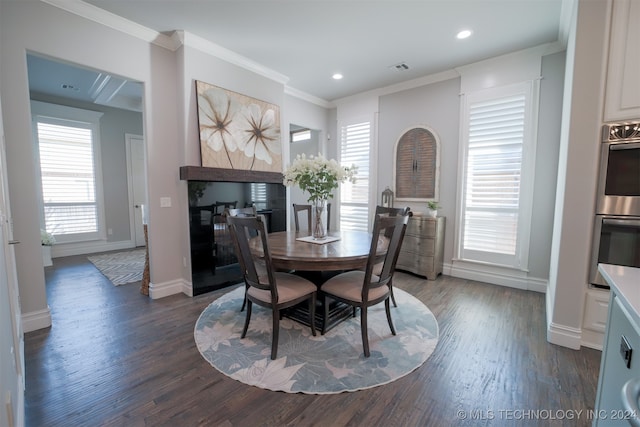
[426,201,440,218]
[41,229,55,267]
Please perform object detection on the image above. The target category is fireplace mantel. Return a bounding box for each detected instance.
[180,166,283,184]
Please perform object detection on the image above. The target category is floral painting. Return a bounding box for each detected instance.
[196,80,281,172]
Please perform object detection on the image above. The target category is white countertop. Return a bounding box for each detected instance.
[598,264,640,328]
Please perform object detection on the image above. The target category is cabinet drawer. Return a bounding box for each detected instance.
[401,237,435,256]
[397,252,435,272]
[406,218,436,237]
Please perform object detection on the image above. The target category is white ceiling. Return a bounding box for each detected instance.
[29,0,566,108]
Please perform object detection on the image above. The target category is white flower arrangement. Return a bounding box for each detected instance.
[283,154,357,203]
[41,229,56,246]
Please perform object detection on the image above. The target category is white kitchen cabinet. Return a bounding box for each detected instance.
[594,265,640,426]
[604,0,640,122]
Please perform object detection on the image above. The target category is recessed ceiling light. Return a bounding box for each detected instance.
[332,73,343,80]
[456,30,472,39]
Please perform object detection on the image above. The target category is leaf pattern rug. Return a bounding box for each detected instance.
[194,285,439,394]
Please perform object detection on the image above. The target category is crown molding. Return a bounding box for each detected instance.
[41,0,177,50]
[41,1,345,110]
[284,86,334,109]
[176,30,289,86]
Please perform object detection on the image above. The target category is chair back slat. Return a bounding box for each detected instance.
[227,216,277,299]
[293,204,312,233]
[293,203,332,233]
[362,214,409,301]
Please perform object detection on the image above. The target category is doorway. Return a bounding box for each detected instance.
[27,53,146,256]
[126,134,147,247]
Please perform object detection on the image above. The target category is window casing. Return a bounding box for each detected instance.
[456,81,538,269]
[32,101,105,244]
[339,121,371,232]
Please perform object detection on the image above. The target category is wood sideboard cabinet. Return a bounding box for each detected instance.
[396,215,445,280]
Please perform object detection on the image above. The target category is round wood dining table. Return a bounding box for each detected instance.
[249,230,385,272]
[248,230,389,332]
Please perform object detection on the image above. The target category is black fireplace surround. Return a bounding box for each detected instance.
[180,167,286,295]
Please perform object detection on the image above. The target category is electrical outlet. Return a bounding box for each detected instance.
[160,197,172,208]
[107,228,113,235]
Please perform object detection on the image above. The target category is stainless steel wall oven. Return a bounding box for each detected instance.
[590,121,640,288]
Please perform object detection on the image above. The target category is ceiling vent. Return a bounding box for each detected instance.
[392,62,410,71]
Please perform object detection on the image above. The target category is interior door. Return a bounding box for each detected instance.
[126,134,147,247]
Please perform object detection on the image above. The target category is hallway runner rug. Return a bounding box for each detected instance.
[87,249,145,286]
[194,285,439,394]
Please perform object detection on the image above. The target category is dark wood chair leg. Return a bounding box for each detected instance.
[241,300,252,338]
[271,309,280,360]
[389,278,397,307]
[361,306,370,357]
[240,284,248,312]
[321,294,329,335]
[385,298,396,335]
[309,294,317,336]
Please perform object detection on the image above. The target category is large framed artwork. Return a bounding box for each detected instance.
[195,80,282,172]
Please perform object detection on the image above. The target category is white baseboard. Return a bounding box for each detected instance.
[546,321,582,350]
[52,240,136,258]
[581,329,604,351]
[22,307,52,332]
[444,262,548,293]
[149,278,191,299]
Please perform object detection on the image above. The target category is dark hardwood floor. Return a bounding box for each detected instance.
[25,254,602,426]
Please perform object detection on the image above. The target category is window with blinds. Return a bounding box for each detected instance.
[458,83,535,269]
[34,109,103,243]
[250,183,268,210]
[339,121,371,232]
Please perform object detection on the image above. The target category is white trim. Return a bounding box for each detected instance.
[455,79,540,270]
[52,239,135,258]
[284,86,334,109]
[444,262,547,293]
[31,101,107,244]
[546,321,582,350]
[177,31,289,86]
[148,278,191,299]
[22,307,52,333]
[581,329,604,351]
[41,0,178,50]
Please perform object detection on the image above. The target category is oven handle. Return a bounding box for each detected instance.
[603,218,640,227]
[609,141,640,150]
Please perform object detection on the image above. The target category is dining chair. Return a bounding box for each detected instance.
[293,203,331,233]
[320,213,409,357]
[225,205,259,312]
[372,205,411,307]
[227,215,317,360]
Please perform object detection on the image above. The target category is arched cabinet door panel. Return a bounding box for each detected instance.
[393,126,440,202]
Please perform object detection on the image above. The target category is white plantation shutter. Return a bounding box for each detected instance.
[250,183,268,210]
[339,121,370,232]
[32,101,104,243]
[38,122,98,235]
[458,83,536,268]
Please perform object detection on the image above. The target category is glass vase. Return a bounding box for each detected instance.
[312,199,328,240]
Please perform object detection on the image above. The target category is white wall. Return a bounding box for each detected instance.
[546,0,609,349]
[375,48,565,284]
[378,78,461,262]
[0,0,180,321]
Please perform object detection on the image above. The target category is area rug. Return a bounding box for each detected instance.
[87,249,145,286]
[194,285,439,394]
